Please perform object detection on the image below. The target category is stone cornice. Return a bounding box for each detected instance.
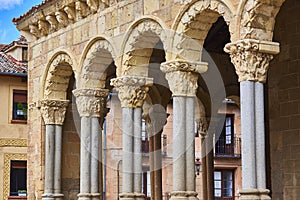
[110,76,153,108]
[40,99,69,125]
[224,39,280,83]
[160,60,208,97]
[73,88,109,117]
[14,0,109,40]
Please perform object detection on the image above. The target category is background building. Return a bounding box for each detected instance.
[0,37,28,200]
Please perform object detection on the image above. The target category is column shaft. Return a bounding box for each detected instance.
[255,82,266,189]
[185,97,196,191]
[122,108,134,193]
[201,136,207,200]
[173,96,186,191]
[91,117,101,194]
[241,81,257,189]
[80,117,91,194]
[133,108,142,193]
[54,125,63,194]
[154,132,162,200]
[206,135,214,200]
[45,125,55,194]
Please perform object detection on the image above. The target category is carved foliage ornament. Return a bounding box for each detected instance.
[73,88,109,117]
[160,60,208,96]
[224,39,280,83]
[111,76,153,108]
[41,99,69,125]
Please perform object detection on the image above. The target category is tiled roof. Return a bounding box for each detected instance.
[0,36,27,52]
[12,0,54,23]
[0,52,27,76]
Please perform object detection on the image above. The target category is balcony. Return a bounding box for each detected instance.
[214,136,241,158]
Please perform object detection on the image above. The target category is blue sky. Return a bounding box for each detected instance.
[0,0,42,44]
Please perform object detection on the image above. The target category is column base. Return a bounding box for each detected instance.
[170,191,199,200]
[42,193,55,200]
[119,193,145,200]
[78,193,101,200]
[239,189,271,200]
[42,193,64,200]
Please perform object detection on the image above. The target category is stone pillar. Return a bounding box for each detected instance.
[225,39,280,200]
[198,117,208,200]
[161,60,208,200]
[111,76,153,200]
[73,88,109,200]
[41,99,69,200]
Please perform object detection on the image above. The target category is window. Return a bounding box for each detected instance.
[214,170,234,200]
[215,115,234,157]
[22,47,28,62]
[141,120,149,153]
[10,160,27,196]
[12,90,27,121]
[142,169,151,200]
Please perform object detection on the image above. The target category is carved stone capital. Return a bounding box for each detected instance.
[160,60,208,96]
[224,39,280,83]
[73,88,109,117]
[40,99,69,125]
[111,76,153,108]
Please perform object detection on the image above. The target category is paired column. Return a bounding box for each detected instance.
[73,88,109,200]
[225,39,279,200]
[111,76,153,200]
[41,99,69,200]
[161,60,208,200]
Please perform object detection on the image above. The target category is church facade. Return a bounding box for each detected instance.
[13,0,299,200]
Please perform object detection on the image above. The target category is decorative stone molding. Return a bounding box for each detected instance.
[172,0,235,60]
[111,76,153,108]
[240,0,284,40]
[55,11,69,27]
[0,138,27,147]
[3,153,27,200]
[38,20,50,36]
[79,39,115,88]
[64,6,76,21]
[73,88,109,117]
[87,0,99,13]
[40,99,69,125]
[122,19,167,75]
[29,24,40,38]
[44,53,73,99]
[224,39,280,83]
[75,0,89,19]
[160,60,208,96]
[46,15,58,32]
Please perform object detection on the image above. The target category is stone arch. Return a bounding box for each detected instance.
[43,52,74,100]
[78,37,116,89]
[172,0,235,61]
[239,0,285,41]
[120,17,168,76]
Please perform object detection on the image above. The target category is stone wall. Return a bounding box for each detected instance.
[268,0,300,199]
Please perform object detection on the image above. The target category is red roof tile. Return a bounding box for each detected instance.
[0,52,27,76]
[12,0,55,23]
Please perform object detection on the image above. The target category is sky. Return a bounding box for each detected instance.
[0,0,42,44]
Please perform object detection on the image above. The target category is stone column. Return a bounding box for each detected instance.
[198,117,208,200]
[225,39,280,200]
[41,99,69,200]
[111,76,153,200]
[161,60,208,200]
[73,88,109,200]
